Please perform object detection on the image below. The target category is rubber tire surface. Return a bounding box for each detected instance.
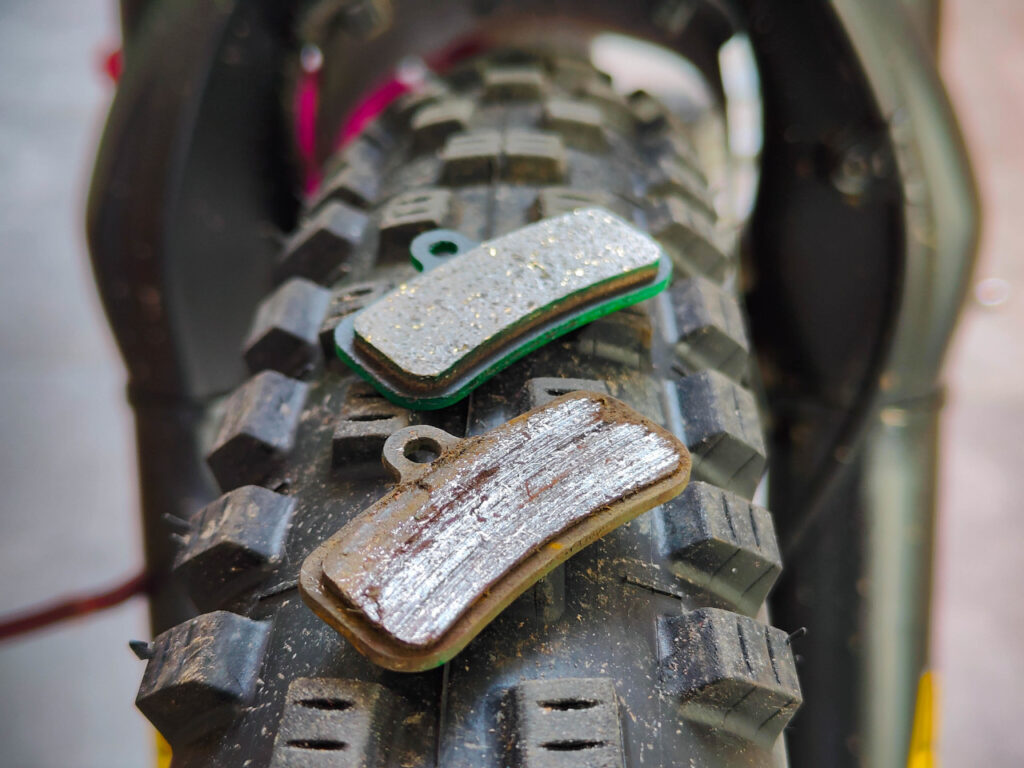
[135,51,801,768]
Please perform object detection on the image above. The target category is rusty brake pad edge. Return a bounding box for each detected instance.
[299,391,691,672]
[333,207,671,410]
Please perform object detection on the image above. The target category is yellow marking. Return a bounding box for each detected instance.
[155,731,172,768]
[907,670,939,768]
[547,542,564,551]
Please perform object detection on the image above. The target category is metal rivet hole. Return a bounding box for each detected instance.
[403,436,442,464]
[429,239,459,256]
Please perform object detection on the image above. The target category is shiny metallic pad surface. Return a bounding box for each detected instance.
[352,208,661,384]
[300,392,690,671]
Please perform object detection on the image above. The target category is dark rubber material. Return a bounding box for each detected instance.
[137,51,800,767]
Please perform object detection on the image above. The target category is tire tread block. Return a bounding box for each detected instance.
[207,371,308,491]
[136,611,271,747]
[649,196,727,281]
[270,678,401,768]
[660,481,781,614]
[658,609,801,744]
[332,381,411,464]
[669,277,749,380]
[508,678,625,768]
[674,370,766,498]
[174,485,296,611]
[278,201,369,284]
[244,278,331,376]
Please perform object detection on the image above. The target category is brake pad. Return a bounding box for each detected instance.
[333,208,671,410]
[300,391,691,671]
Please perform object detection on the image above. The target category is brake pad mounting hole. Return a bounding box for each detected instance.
[403,436,442,464]
[428,240,459,257]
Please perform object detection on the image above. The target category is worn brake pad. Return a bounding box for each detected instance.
[300,391,691,671]
[333,208,671,410]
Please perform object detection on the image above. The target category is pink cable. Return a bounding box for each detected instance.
[294,67,324,195]
[297,36,487,197]
[337,77,411,149]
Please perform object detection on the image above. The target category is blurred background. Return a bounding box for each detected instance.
[0,0,1021,765]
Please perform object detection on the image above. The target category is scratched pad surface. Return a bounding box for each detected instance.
[352,208,661,383]
[320,393,687,650]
